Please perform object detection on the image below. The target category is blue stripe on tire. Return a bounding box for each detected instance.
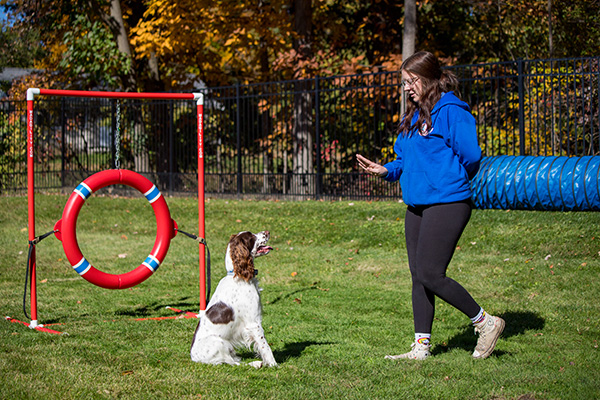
[73,257,91,275]
[142,254,160,272]
[144,185,161,204]
[74,182,92,200]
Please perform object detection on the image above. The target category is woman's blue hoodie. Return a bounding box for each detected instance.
[383,92,481,207]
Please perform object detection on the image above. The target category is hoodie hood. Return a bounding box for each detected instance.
[432,91,471,114]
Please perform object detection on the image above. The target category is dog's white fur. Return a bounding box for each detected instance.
[190,231,277,368]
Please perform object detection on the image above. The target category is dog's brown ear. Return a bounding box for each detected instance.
[230,233,255,282]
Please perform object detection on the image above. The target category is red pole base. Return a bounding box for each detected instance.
[5,316,68,335]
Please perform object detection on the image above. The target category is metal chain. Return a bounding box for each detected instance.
[115,100,121,170]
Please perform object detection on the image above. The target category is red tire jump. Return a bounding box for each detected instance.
[55,170,176,289]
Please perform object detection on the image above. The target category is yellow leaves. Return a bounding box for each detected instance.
[125,0,296,84]
[224,37,237,47]
[240,9,255,18]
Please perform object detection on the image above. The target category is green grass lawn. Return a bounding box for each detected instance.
[1,194,599,399]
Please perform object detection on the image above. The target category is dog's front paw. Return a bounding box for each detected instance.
[247,360,278,368]
[248,361,263,369]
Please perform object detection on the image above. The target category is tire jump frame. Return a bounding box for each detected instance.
[18,89,207,333]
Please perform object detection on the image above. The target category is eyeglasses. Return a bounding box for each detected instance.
[401,77,420,88]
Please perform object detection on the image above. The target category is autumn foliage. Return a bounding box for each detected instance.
[2,0,599,97]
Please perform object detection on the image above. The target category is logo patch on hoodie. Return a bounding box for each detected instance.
[419,123,433,136]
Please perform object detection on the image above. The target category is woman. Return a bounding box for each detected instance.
[357,51,504,360]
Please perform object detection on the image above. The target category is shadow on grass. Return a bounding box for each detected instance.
[113,297,199,317]
[274,341,335,363]
[266,286,319,305]
[31,298,199,324]
[432,310,545,357]
[236,341,335,364]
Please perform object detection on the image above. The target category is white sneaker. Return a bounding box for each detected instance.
[473,315,505,359]
[385,342,431,360]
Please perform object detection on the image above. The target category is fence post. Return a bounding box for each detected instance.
[518,58,526,156]
[111,99,117,168]
[61,97,66,188]
[236,84,242,197]
[169,100,174,195]
[315,76,321,199]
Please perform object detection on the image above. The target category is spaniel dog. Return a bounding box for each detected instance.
[190,231,277,368]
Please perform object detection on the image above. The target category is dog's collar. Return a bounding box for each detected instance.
[226,269,258,277]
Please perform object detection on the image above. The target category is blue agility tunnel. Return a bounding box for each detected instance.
[471,156,600,211]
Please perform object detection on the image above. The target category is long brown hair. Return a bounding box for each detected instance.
[398,51,459,135]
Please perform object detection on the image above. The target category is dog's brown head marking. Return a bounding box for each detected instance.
[228,231,271,282]
[229,232,257,281]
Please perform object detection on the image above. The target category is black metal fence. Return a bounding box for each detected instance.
[1,56,598,199]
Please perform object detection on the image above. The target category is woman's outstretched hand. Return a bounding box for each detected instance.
[357,154,388,177]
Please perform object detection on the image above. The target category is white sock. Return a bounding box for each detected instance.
[415,333,431,346]
[471,308,487,326]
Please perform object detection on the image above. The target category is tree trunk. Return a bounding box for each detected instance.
[402,0,416,59]
[106,0,136,91]
[292,89,314,197]
[402,0,417,115]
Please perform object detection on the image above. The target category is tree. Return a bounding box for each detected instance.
[0,21,44,70]
[549,0,600,58]
[417,0,600,63]
[4,0,600,91]
[129,0,293,87]
[58,13,132,89]
[99,0,138,91]
[402,0,416,59]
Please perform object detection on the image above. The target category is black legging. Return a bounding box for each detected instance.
[405,200,481,334]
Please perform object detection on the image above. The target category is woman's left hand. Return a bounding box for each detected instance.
[357,154,388,177]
